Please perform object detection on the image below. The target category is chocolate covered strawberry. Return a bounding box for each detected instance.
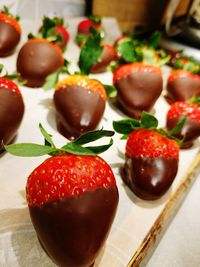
[113,112,180,200]
[17,38,64,87]
[166,99,200,148]
[76,15,103,47]
[5,126,118,267]
[166,70,200,104]
[38,16,70,50]
[54,74,106,140]
[0,77,24,151]
[113,63,163,118]
[0,6,21,57]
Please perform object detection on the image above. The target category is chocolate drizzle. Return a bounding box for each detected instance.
[0,21,20,57]
[166,77,200,103]
[121,156,178,200]
[29,186,119,267]
[54,85,105,140]
[115,72,163,118]
[0,89,24,150]
[17,41,63,87]
[167,115,200,148]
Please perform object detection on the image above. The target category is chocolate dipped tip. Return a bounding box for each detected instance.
[16,39,64,88]
[0,20,20,57]
[29,186,118,267]
[121,156,178,200]
[54,85,105,140]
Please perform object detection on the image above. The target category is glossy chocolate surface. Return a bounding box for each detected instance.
[166,77,200,103]
[0,89,24,150]
[54,85,105,140]
[29,186,119,267]
[17,41,63,87]
[167,115,200,148]
[121,156,178,200]
[0,20,20,57]
[115,72,163,118]
[91,46,114,73]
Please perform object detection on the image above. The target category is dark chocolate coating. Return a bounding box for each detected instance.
[0,20,20,57]
[0,89,24,150]
[17,41,63,88]
[121,156,178,200]
[54,85,105,140]
[167,115,200,148]
[115,72,163,118]
[91,46,114,73]
[29,186,119,267]
[166,76,200,103]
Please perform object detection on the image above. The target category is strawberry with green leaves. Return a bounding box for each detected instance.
[166,69,200,104]
[0,6,21,57]
[54,74,107,140]
[113,112,183,200]
[113,62,163,118]
[78,28,115,74]
[76,15,104,47]
[38,16,70,50]
[5,126,118,267]
[0,75,24,151]
[166,98,200,148]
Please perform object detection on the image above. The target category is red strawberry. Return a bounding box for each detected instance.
[0,77,24,150]
[0,12,21,56]
[166,70,200,104]
[78,18,101,35]
[113,113,179,200]
[91,43,116,73]
[55,25,70,47]
[5,127,118,267]
[166,100,200,148]
[17,38,64,88]
[54,74,107,140]
[113,63,163,118]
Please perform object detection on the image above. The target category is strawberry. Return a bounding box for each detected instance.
[54,74,106,140]
[0,7,21,57]
[5,126,118,267]
[38,16,70,50]
[0,77,24,150]
[17,38,64,88]
[76,16,104,47]
[113,112,180,200]
[166,70,200,104]
[113,63,163,118]
[91,43,116,73]
[166,99,200,148]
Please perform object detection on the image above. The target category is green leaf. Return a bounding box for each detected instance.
[76,34,86,46]
[4,143,58,157]
[104,84,117,98]
[78,30,103,75]
[140,112,158,129]
[148,31,161,49]
[43,71,59,90]
[61,142,96,156]
[73,130,114,145]
[117,39,138,63]
[169,115,187,136]
[89,15,101,24]
[189,96,200,105]
[28,33,36,39]
[4,72,20,80]
[39,123,55,148]
[113,119,140,134]
[0,64,3,74]
[85,139,113,154]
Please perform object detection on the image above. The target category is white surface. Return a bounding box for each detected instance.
[0,18,200,267]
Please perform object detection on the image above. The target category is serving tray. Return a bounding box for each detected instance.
[0,18,199,267]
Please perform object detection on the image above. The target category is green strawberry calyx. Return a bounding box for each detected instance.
[113,111,186,145]
[4,124,114,157]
